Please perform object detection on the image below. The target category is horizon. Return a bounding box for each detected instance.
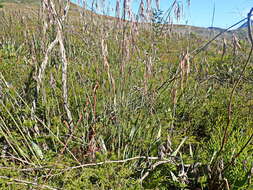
[71,0,252,29]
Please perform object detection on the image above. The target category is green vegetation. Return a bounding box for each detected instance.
[0,2,252,190]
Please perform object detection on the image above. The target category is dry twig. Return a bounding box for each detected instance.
[0,176,58,190]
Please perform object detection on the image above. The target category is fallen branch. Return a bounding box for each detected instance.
[64,156,167,170]
[0,156,183,172]
[218,7,253,159]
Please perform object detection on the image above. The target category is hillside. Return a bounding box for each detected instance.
[0,1,247,40]
[238,19,253,29]
[0,1,253,190]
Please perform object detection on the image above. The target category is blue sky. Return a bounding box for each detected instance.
[184,0,252,28]
[71,0,252,28]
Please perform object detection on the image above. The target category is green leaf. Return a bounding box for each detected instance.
[171,137,188,157]
[31,141,43,160]
[170,171,178,182]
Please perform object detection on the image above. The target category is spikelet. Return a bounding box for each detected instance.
[186,51,190,77]
[221,38,227,60]
[50,72,56,89]
[146,0,152,21]
[174,2,181,21]
[179,51,190,88]
[187,0,191,7]
[172,88,177,105]
[101,38,116,94]
[233,34,241,49]
[123,0,132,20]
[155,0,160,10]
[81,0,86,9]
[232,33,241,56]
[139,0,145,19]
[115,0,120,18]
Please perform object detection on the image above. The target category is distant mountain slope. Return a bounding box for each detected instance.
[0,0,248,41]
[207,27,225,32]
[238,19,253,29]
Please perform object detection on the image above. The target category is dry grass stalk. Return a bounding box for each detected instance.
[146,0,152,21]
[41,0,48,39]
[146,55,153,76]
[221,38,227,60]
[139,0,145,19]
[115,0,120,18]
[187,0,191,7]
[155,0,160,10]
[144,54,153,95]
[37,38,58,95]
[174,1,182,21]
[101,38,116,95]
[171,88,177,106]
[130,20,139,39]
[179,51,190,88]
[170,87,177,134]
[86,82,100,160]
[143,54,153,94]
[37,0,73,128]
[232,34,241,57]
[121,32,130,77]
[77,1,87,32]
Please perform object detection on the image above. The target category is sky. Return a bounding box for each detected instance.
[183,0,252,28]
[71,0,253,29]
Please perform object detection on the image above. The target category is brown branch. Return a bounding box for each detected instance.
[218,7,253,156]
[1,155,192,183]
[222,132,253,173]
[0,156,171,172]
[60,113,83,154]
[211,8,253,182]
[66,156,163,170]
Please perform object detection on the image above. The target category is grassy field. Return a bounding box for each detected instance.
[0,1,253,190]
